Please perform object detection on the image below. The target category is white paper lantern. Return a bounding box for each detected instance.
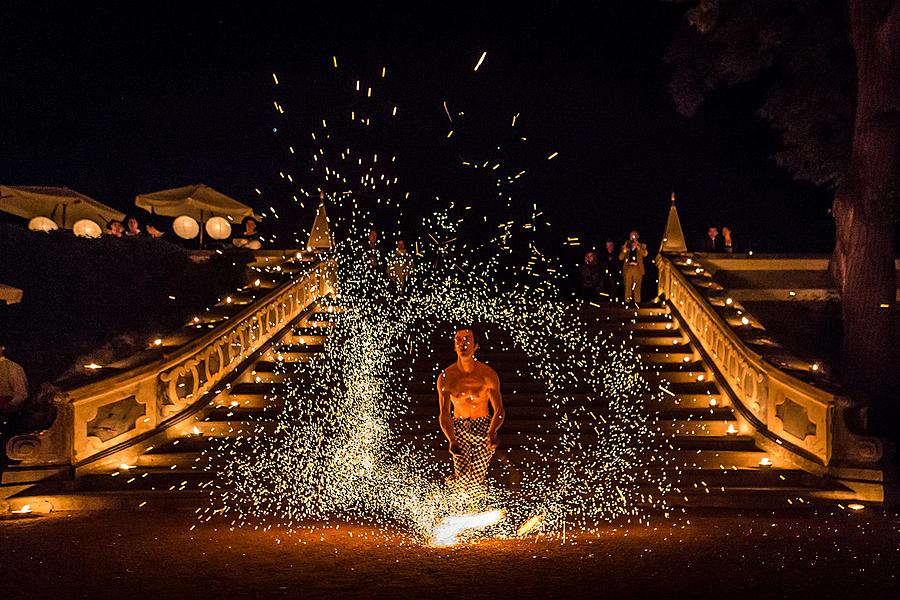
[73,219,102,238]
[205,216,232,240]
[28,216,58,232]
[172,215,200,240]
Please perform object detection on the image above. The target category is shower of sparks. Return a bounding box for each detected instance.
[201,50,673,545]
[208,224,671,543]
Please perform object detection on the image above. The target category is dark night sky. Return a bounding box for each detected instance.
[0,1,838,254]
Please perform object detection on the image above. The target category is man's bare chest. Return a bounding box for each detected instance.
[445,373,489,399]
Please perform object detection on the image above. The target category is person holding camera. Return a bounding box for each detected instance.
[619,230,648,306]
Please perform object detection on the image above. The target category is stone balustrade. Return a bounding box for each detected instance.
[657,253,883,488]
[4,255,337,478]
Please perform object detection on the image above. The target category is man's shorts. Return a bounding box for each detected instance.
[451,416,495,486]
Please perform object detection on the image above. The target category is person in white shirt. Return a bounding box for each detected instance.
[0,341,28,415]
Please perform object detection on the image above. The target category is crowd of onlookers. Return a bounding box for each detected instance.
[698,226,734,253]
[103,215,264,249]
[579,225,736,306]
[579,231,649,306]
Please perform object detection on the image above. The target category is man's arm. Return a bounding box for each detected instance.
[486,368,505,450]
[639,243,648,258]
[618,244,628,261]
[437,372,458,453]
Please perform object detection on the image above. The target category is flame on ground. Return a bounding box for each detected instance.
[431,509,506,547]
[516,514,544,537]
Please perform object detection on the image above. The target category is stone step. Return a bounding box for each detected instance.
[632,335,691,347]
[291,326,331,337]
[644,371,713,384]
[10,476,857,513]
[81,460,826,490]
[392,419,735,438]
[599,321,679,332]
[254,357,323,373]
[128,443,775,473]
[582,306,670,318]
[405,360,707,379]
[640,351,697,363]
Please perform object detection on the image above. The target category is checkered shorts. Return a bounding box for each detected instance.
[451,416,495,487]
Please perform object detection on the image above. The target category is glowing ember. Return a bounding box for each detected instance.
[432,509,506,546]
[517,514,544,537]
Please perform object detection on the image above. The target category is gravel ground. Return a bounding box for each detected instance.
[1,509,898,599]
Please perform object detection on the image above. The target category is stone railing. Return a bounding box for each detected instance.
[657,253,883,480]
[5,255,337,474]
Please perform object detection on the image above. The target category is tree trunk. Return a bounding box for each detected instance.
[833,0,900,404]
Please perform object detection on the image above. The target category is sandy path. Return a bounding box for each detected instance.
[1,509,898,599]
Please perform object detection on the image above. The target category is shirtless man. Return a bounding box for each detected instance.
[437,328,505,488]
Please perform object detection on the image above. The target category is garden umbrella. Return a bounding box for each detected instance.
[0,185,125,229]
[135,183,261,246]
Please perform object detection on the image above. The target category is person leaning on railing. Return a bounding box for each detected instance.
[0,339,28,420]
[0,338,28,469]
[232,217,262,250]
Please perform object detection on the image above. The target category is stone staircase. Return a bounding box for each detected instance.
[10,301,855,512]
[392,304,850,509]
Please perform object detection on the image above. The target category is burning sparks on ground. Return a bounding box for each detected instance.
[516,514,544,537]
[432,509,506,546]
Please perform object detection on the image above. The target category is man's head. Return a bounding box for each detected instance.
[605,239,615,253]
[584,251,597,265]
[707,227,719,240]
[243,217,258,233]
[453,328,479,359]
[722,226,731,236]
[108,220,124,237]
[396,239,406,252]
[126,218,139,233]
[369,229,378,243]
[629,230,639,241]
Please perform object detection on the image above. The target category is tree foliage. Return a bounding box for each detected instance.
[665,0,855,187]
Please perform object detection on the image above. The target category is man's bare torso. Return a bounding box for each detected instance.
[439,361,497,419]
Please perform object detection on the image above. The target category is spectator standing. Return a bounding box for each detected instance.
[619,230,648,306]
[579,251,602,299]
[699,226,723,252]
[367,229,382,272]
[722,226,734,253]
[387,239,414,296]
[233,217,262,250]
[599,239,621,300]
